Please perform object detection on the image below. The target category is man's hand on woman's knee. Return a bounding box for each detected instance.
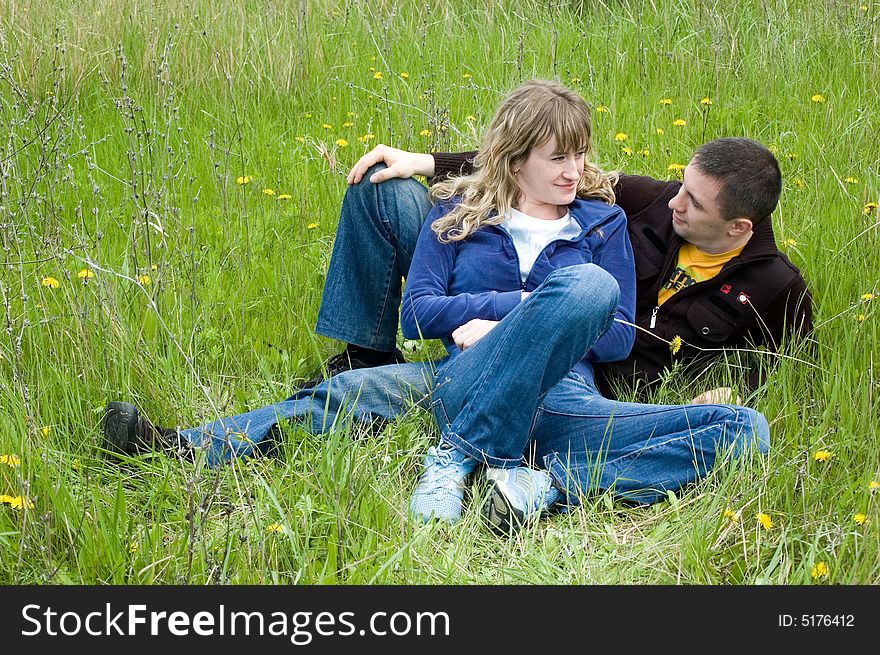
[347,144,435,185]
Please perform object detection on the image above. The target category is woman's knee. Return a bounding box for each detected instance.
[544,263,620,312]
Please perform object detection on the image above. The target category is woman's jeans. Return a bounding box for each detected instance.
[180,167,770,504]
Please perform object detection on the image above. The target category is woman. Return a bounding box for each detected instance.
[402,79,768,531]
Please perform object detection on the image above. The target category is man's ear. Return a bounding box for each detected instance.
[728,217,753,237]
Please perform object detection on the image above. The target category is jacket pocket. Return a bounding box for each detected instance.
[686,300,738,344]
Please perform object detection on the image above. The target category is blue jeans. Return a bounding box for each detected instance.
[315,166,432,351]
[428,263,770,506]
[179,362,436,467]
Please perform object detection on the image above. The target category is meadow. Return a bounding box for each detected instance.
[0,0,877,585]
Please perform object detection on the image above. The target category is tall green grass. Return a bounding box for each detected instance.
[0,0,877,584]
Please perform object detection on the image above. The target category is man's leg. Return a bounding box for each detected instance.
[314,164,431,356]
[531,374,771,505]
[103,362,435,467]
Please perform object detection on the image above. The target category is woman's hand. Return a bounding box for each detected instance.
[346,144,435,184]
[452,319,499,350]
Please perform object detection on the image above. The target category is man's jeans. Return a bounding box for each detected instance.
[315,166,432,351]
[181,167,769,504]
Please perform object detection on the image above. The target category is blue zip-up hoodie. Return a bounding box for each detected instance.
[401,197,636,373]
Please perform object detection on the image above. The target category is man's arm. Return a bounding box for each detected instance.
[346,145,436,184]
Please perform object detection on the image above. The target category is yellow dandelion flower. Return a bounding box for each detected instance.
[262,188,275,195]
[399,72,409,79]
[466,115,477,122]
[723,509,739,523]
[795,179,805,189]
[811,94,826,103]
[342,121,353,128]
[129,542,139,553]
[639,149,650,157]
[151,263,158,271]
[700,97,712,106]
[41,277,60,289]
[595,105,609,113]
[295,136,305,143]
[667,163,685,172]
[783,238,797,248]
[570,77,582,84]
[860,4,868,10]
[307,222,318,229]
[303,113,312,119]
[856,313,866,323]
[673,119,687,127]
[0,454,20,467]
[266,522,285,534]
[419,129,432,137]
[347,111,358,118]
[656,127,665,135]
[861,293,876,301]
[845,176,860,184]
[659,98,672,105]
[614,132,628,141]
[236,175,251,185]
[813,449,833,462]
[669,335,682,355]
[321,123,332,130]
[72,458,80,471]
[854,513,867,525]
[277,194,291,200]
[786,152,798,161]
[373,71,383,80]
[138,274,151,286]
[77,268,94,281]
[40,426,50,437]
[621,146,633,156]
[870,481,880,491]
[864,202,878,214]
[462,72,472,79]
[1,495,34,510]
[757,512,773,530]
[335,138,349,147]
[811,561,829,579]
[358,134,375,143]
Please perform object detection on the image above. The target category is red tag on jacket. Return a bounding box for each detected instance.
[720,284,732,294]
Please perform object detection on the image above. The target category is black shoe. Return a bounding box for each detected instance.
[103,401,188,457]
[298,347,406,390]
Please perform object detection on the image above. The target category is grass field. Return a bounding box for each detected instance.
[0,0,878,585]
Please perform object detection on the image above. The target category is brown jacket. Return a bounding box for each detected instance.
[432,153,813,396]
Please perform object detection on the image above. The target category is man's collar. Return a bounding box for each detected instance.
[739,218,779,259]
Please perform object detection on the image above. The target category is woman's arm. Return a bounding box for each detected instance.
[400,204,521,340]
[586,207,637,362]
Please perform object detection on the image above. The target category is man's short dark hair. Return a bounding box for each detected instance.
[690,137,782,226]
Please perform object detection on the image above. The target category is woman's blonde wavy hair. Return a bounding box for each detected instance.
[430,79,617,242]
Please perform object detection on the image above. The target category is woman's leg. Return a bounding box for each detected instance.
[531,373,770,505]
[315,165,432,351]
[410,264,620,525]
[179,362,435,467]
[432,264,620,467]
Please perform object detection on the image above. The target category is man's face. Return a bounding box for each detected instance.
[667,164,734,253]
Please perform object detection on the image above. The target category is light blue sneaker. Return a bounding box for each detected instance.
[482,466,560,532]
[410,440,478,523]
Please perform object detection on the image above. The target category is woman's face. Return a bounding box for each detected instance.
[514,136,585,219]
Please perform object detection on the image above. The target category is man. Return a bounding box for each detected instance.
[307,137,812,403]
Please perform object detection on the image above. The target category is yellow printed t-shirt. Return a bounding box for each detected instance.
[657,242,745,306]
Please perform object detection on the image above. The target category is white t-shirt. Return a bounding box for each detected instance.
[501,207,582,283]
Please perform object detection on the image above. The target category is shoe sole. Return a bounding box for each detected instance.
[482,480,525,533]
[103,401,138,454]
